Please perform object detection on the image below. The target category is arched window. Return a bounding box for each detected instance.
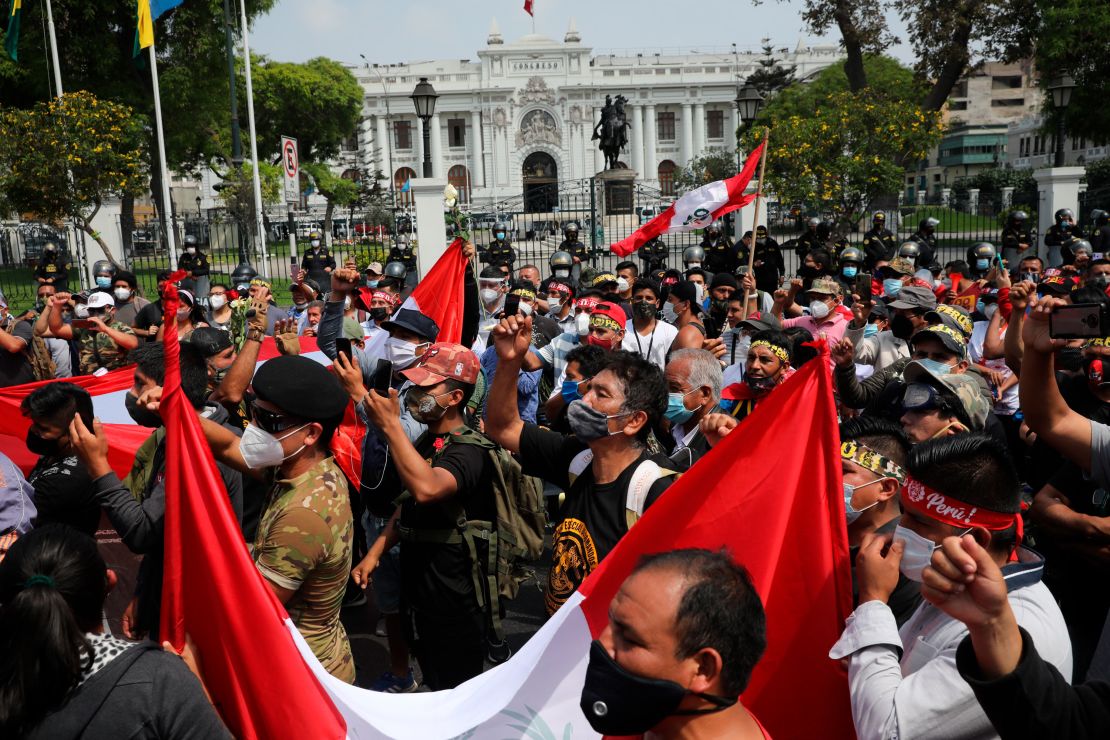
[448,165,470,204]
[394,167,417,206]
[658,160,677,197]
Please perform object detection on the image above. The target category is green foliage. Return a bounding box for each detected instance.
[216,161,282,226]
[303,163,360,208]
[1084,158,1110,191]
[745,43,795,96]
[951,167,1036,200]
[674,148,739,195]
[0,90,147,224]
[1031,0,1108,145]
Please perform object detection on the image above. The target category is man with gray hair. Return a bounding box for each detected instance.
[664,348,724,471]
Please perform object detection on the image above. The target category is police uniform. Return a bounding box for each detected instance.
[702,235,737,274]
[1001,225,1034,266]
[638,239,669,272]
[254,455,355,684]
[34,254,70,292]
[908,231,938,267]
[1092,223,1110,254]
[75,322,136,375]
[752,236,785,295]
[862,227,897,268]
[177,250,210,298]
[559,238,588,264]
[485,239,516,268]
[389,242,418,271]
[301,246,336,287]
[1045,224,1085,265]
[794,229,821,260]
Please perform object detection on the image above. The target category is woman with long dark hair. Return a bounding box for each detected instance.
[0,525,227,738]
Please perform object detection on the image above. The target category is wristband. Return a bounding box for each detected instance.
[246,328,265,343]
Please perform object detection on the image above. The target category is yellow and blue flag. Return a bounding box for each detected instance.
[136,0,184,53]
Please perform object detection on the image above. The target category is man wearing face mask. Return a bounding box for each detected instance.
[907,217,939,268]
[341,343,495,689]
[91,260,115,294]
[558,222,587,285]
[300,230,336,288]
[665,281,708,352]
[623,279,679,371]
[615,261,638,304]
[75,341,243,642]
[862,211,897,270]
[519,290,606,390]
[701,273,737,340]
[830,434,1072,740]
[47,291,137,376]
[776,277,849,345]
[472,266,510,353]
[638,236,669,275]
[487,318,674,615]
[547,250,575,285]
[21,382,100,537]
[580,549,770,739]
[33,241,71,292]
[715,330,792,423]
[109,271,149,328]
[701,220,737,275]
[196,354,354,682]
[542,280,576,334]
[177,235,210,299]
[899,359,990,443]
[836,246,864,303]
[663,349,722,471]
[839,417,921,626]
[844,283,936,373]
[485,223,516,271]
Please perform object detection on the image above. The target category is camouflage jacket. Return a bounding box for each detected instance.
[253,455,354,683]
[75,322,136,374]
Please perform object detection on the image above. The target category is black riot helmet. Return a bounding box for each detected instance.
[230,262,257,291]
[706,220,722,237]
[1007,210,1028,227]
[839,246,864,266]
[91,260,115,279]
[872,210,886,225]
[806,217,820,230]
[1055,208,1074,224]
[919,217,939,233]
[494,222,510,241]
[897,242,921,261]
[967,242,997,270]
[1094,210,1110,226]
[816,221,833,241]
[384,261,408,280]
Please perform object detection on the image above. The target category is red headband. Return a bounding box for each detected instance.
[371,290,394,305]
[902,476,1022,537]
[576,296,600,311]
[548,281,572,295]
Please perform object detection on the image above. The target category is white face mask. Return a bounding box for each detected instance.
[687,261,701,269]
[519,302,534,316]
[616,277,630,293]
[311,240,321,248]
[662,301,679,323]
[239,422,308,470]
[74,304,89,319]
[113,288,131,302]
[385,337,427,370]
[575,312,591,336]
[480,288,501,305]
[209,295,227,310]
[549,297,563,313]
[809,299,831,320]
[895,524,971,582]
[185,247,196,255]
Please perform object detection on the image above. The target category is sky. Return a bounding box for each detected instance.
[250,0,913,68]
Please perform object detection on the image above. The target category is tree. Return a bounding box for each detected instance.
[745,41,796,96]
[742,58,944,236]
[302,163,360,241]
[785,0,1037,111]
[0,91,147,266]
[216,161,281,230]
[674,148,739,195]
[1034,0,1110,145]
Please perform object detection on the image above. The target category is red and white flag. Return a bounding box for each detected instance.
[159,328,854,738]
[398,236,469,344]
[610,140,765,257]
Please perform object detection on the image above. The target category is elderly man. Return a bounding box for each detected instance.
[664,348,724,470]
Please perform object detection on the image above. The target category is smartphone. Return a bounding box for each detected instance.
[289,258,299,285]
[1049,303,1107,339]
[335,338,353,360]
[371,359,393,397]
[503,294,520,317]
[71,319,96,330]
[853,272,873,302]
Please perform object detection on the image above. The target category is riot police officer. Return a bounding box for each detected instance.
[700,220,736,274]
[896,241,922,269]
[967,242,997,278]
[861,211,896,269]
[91,260,115,292]
[177,235,211,299]
[816,220,849,254]
[908,217,939,267]
[638,236,669,273]
[836,246,865,301]
[300,230,335,287]
[1000,210,1033,268]
[33,241,71,293]
[1091,210,1110,254]
[794,217,821,260]
[1044,208,1085,266]
[547,250,574,284]
[485,222,516,269]
[751,225,784,295]
[682,245,706,274]
[388,234,418,289]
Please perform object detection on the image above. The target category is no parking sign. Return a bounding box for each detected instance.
[281,136,299,203]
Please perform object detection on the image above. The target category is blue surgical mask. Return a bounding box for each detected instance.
[976,300,986,315]
[95,276,112,289]
[842,266,858,279]
[495,232,506,240]
[863,322,880,338]
[664,390,697,424]
[882,279,902,297]
[561,378,584,404]
[844,480,882,524]
[915,357,953,376]
[975,258,990,271]
[367,280,379,288]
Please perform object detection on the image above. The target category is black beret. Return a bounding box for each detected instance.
[252,355,348,422]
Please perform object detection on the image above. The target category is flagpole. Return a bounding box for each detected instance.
[238,0,268,275]
[742,127,770,314]
[43,0,63,96]
[148,43,178,269]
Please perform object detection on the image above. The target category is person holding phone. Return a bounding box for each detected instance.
[46,291,137,375]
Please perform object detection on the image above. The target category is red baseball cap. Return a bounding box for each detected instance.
[589,301,627,332]
[400,342,480,387]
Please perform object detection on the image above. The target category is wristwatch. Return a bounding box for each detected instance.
[245,328,265,343]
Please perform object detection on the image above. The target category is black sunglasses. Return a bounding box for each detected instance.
[250,401,302,434]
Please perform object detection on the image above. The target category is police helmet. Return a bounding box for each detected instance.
[807,217,820,228]
[384,261,408,279]
[563,222,579,237]
[42,241,58,253]
[1008,210,1028,224]
[682,246,705,265]
[1055,208,1074,223]
[549,250,573,269]
[183,234,198,247]
[91,260,115,278]
[230,262,257,289]
[1073,240,1094,257]
[967,242,997,263]
[920,217,939,231]
[839,246,864,266]
[897,242,921,260]
[1095,210,1110,226]
[494,222,510,238]
[817,221,833,240]
[872,211,886,222]
[707,220,722,235]
[308,230,321,242]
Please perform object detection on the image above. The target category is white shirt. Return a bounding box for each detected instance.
[622,319,679,371]
[968,320,1019,415]
[829,548,1072,740]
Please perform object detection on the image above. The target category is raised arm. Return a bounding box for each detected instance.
[209,291,270,404]
[484,315,532,454]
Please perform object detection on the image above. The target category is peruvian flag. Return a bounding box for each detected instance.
[611,141,765,257]
[398,236,469,344]
[524,0,534,16]
[159,329,853,737]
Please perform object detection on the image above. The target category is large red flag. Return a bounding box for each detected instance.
[577,341,854,739]
[610,141,764,257]
[158,285,346,739]
[399,236,468,343]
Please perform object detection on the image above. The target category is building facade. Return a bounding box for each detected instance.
[350,21,843,209]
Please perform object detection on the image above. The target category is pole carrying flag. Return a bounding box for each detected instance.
[398,236,469,344]
[610,140,765,257]
[3,0,20,61]
[136,0,183,51]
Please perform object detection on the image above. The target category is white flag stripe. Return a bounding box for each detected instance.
[287,591,600,739]
[666,180,729,233]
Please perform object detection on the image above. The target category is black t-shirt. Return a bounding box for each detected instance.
[134,300,164,337]
[399,429,495,617]
[0,319,34,387]
[517,423,675,614]
[28,453,99,537]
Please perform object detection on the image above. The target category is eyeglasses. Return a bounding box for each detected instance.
[250,401,302,434]
[902,383,950,413]
[86,307,109,316]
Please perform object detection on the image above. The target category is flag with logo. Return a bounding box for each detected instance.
[610,141,765,257]
[397,236,469,344]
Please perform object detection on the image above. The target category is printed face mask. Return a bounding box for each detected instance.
[405,388,453,423]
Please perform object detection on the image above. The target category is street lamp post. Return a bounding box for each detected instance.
[411,77,438,178]
[1048,75,1075,168]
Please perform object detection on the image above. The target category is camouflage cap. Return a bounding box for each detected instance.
[926,304,973,338]
[911,323,968,359]
[903,362,989,431]
[886,257,916,276]
[401,342,480,387]
[806,277,843,296]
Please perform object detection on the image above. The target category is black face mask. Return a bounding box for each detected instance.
[580,641,735,736]
[891,313,915,341]
[632,301,656,321]
[1058,347,1085,373]
[369,307,390,323]
[26,429,61,457]
[126,392,163,428]
[710,298,730,316]
[798,265,821,280]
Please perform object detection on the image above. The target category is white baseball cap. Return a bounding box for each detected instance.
[86,291,114,309]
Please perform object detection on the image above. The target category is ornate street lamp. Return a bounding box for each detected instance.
[735,83,765,124]
[1047,75,1075,168]
[411,77,439,178]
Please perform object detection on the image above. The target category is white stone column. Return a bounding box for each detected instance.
[629,104,644,175]
[1034,166,1085,266]
[680,103,693,166]
[470,110,484,189]
[415,116,425,173]
[430,113,444,179]
[644,103,657,182]
[693,102,706,158]
[411,177,448,280]
[375,115,389,178]
[594,106,606,172]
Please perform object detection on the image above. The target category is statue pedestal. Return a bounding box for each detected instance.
[596,168,637,216]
